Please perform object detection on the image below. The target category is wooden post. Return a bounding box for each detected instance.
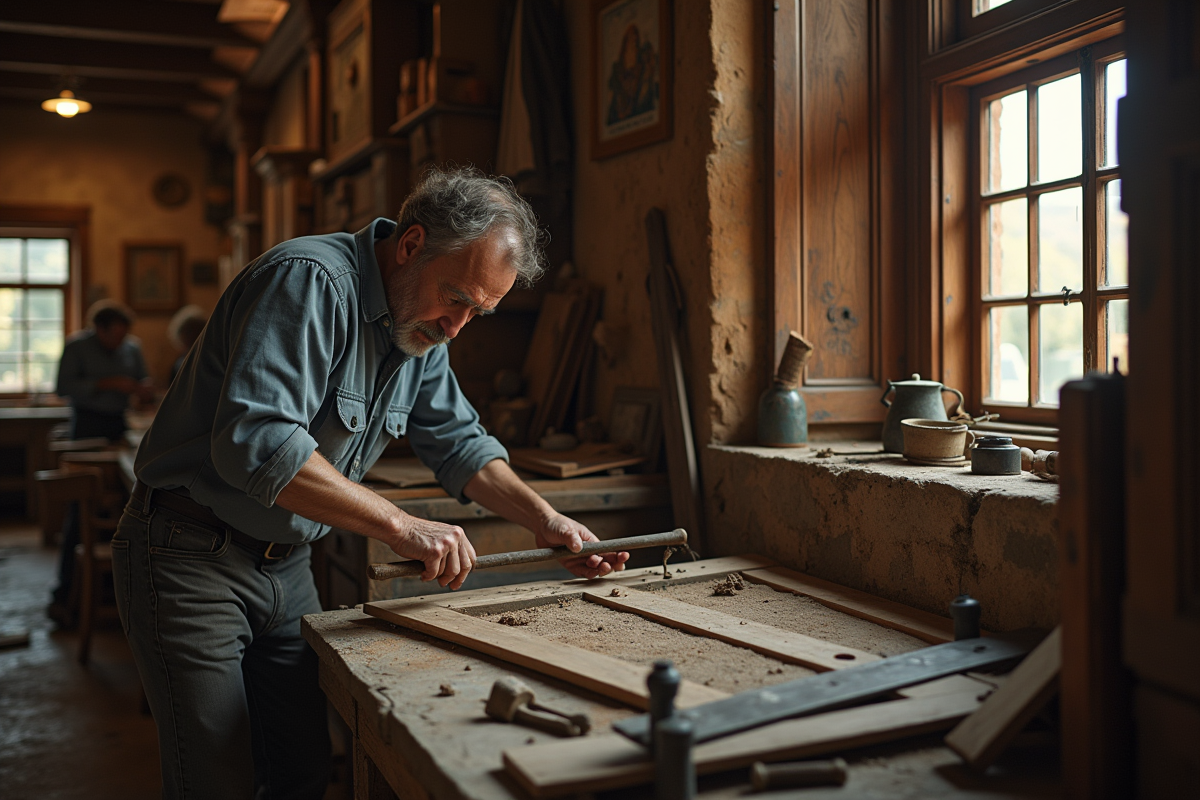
[1058,373,1132,799]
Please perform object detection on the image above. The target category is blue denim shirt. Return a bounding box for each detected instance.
[135,218,508,544]
[56,331,147,416]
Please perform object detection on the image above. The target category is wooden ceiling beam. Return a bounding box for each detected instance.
[0,33,238,82]
[0,1,258,49]
[0,71,216,105]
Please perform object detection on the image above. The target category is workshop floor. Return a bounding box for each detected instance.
[0,520,351,800]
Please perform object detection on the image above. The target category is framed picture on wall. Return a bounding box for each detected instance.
[124,242,183,312]
[591,0,673,160]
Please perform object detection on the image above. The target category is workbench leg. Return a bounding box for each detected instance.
[353,736,399,800]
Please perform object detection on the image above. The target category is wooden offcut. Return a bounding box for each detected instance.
[504,690,983,798]
[508,442,646,479]
[743,566,961,643]
[944,626,1061,770]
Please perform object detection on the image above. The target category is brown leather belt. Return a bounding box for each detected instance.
[130,481,296,561]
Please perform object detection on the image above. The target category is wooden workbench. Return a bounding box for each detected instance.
[0,405,72,517]
[303,556,1057,800]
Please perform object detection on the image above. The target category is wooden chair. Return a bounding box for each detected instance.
[39,438,110,547]
[35,466,113,665]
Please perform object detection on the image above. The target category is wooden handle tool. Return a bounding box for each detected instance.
[367,528,687,581]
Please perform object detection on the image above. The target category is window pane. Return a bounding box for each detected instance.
[26,239,68,284]
[1037,74,1082,183]
[987,305,1029,403]
[27,289,62,322]
[986,90,1027,193]
[29,328,62,361]
[0,239,21,283]
[1105,179,1128,286]
[27,360,56,392]
[1107,298,1129,375]
[0,360,24,393]
[976,0,1014,13]
[1038,186,1083,293]
[1104,59,1126,168]
[1039,302,1084,404]
[0,288,21,328]
[986,198,1028,296]
[0,325,20,355]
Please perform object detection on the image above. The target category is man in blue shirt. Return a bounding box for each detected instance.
[50,302,153,624]
[116,168,628,799]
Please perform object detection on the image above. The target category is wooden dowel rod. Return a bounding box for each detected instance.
[367,528,688,581]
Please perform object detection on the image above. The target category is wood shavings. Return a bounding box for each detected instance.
[437,684,456,697]
[497,613,530,626]
[712,573,746,596]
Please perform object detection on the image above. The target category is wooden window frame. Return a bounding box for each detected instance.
[910,0,1124,426]
[969,38,1126,424]
[0,206,88,399]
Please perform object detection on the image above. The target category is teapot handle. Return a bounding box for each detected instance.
[880,381,896,408]
[942,386,965,417]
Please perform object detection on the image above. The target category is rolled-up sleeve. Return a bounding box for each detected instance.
[406,344,508,501]
[210,259,349,507]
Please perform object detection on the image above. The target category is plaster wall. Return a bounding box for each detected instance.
[563,0,767,445]
[0,103,223,385]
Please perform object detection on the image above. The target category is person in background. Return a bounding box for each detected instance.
[48,300,155,626]
[166,305,207,385]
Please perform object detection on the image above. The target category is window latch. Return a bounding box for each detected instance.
[1061,286,1074,306]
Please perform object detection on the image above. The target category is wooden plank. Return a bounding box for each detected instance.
[945,626,1061,771]
[644,209,705,552]
[743,567,958,643]
[582,589,878,672]
[361,603,727,710]
[504,690,983,798]
[509,443,646,479]
[363,458,437,488]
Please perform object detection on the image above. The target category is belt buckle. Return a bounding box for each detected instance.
[262,542,294,561]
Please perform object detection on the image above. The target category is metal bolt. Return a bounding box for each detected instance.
[949,594,982,640]
[654,715,695,800]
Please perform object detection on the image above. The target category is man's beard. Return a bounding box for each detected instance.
[386,258,449,357]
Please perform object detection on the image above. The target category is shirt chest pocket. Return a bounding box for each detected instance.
[385,403,410,438]
[317,387,366,468]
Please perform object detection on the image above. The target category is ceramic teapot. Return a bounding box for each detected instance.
[880,374,964,453]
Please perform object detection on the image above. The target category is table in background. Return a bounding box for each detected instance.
[0,406,73,519]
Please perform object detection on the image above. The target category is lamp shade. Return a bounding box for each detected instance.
[42,90,92,118]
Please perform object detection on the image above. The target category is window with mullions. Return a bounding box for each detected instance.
[0,236,68,393]
[974,40,1127,421]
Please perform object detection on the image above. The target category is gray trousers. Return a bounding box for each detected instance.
[111,500,330,799]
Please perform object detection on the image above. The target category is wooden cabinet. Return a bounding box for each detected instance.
[252,146,321,250]
[324,0,417,165]
[312,139,410,234]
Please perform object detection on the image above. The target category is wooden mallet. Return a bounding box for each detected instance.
[484,676,590,737]
[367,528,688,581]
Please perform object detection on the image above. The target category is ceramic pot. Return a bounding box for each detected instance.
[900,418,971,460]
[881,374,965,453]
[971,436,1022,475]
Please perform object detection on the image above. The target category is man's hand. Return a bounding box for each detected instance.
[388,514,477,590]
[535,513,629,579]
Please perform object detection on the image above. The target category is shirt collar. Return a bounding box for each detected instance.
[356,217,397,323]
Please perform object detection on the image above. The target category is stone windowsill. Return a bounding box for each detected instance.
[703,442,1059,632]
[710,441,1059,502]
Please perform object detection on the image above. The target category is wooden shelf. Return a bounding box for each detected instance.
[387,101,499,137]
[310,137,408,183]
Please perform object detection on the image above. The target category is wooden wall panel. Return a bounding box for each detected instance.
[801,0,873,381]
[771,0,906,423]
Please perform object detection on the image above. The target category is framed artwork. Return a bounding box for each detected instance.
[591,0,673,160]
[124,242,183,312]
[609,386,662,470]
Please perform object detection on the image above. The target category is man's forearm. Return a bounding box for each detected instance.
[462,458,555,532]
[274,450,401,542]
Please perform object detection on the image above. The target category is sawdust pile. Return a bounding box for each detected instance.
[496,612,530,626]
[711,574,746,596]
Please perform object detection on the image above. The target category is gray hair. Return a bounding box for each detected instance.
[394,166,546,287]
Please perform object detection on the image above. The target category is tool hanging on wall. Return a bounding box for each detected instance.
[757,331,814,447]
[366,528,688,581]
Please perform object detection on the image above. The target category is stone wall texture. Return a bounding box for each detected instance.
[704,446,1061,632]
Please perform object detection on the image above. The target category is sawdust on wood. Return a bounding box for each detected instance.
[711,573,746,596]
[437,684,456,697]
[476,578,929,695]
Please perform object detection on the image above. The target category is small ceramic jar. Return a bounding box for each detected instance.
[971,436,1022,475]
